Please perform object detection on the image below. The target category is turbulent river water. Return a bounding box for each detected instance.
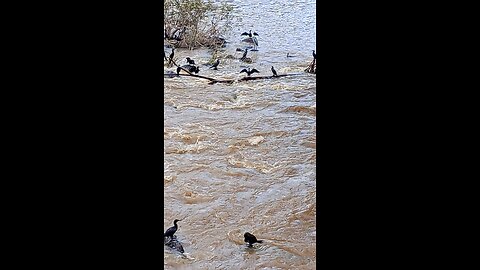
[164,0,316,269]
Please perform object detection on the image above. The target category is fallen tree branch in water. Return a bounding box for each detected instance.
[163,72,308,84]
[164,58,313,84]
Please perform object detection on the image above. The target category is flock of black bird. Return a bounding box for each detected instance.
[164,218,264,254]
[164,29,316,80]
[164,30,316,254]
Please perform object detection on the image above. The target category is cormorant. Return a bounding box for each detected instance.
[240,68,259,76]
[210,59,220,70]
[271,66,278,77]
[312,50,316,60]
[186,57,195,65]
[177,65,200,74]
[244,232,263,247]
[241,30,259,38]
[168,48,175,66]
[164,219,181,238]
[240,48,248,61]
[241,30,259,50]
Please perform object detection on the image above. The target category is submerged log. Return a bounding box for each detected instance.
[164,236,185,253]
[164,58,313,84]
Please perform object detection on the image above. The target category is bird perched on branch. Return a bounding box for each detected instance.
[168,48,175,66]
[240,67,260,76]
[312,50,316,60]
[209,59,220,70]
[244,232,263,247]
[186,57,195,65]
[164,236,185,253]
[164,219,181,238]
[271,66,278,77]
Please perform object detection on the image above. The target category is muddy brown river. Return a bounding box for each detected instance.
[164,0,316,269]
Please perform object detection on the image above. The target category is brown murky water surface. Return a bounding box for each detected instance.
[164,0,316,269]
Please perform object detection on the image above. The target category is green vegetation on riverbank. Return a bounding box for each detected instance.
[164,0,235,49]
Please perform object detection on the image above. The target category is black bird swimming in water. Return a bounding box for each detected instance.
[164,219,181,238]
[186,57,195,65]
[271,66,278,77]
[244,232,263,247]
[240,67,260,76]
[210,59,220,70]
[241,30,259,38]
[312,50,316,60]
[177,65,200,74]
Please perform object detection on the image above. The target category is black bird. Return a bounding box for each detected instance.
[210,59,220,70]
[271,66,278,77]
[244,232,263,247]
[241,30,259,38]
[164,219,181,238]
[240,68,259,76]
[186,57,195,65]
[312,50,316,59]
[168,48,175,66]
[177,65,200,74]
[240,48,248,61]
[241,30,259,50]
